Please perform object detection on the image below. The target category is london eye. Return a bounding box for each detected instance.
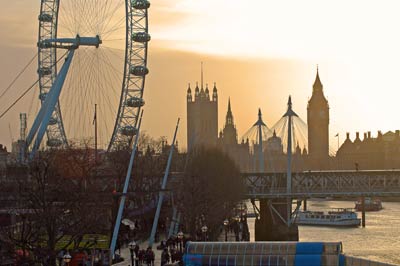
[28,0,150,157]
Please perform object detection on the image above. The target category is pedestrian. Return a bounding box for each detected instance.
[145,247,155,266]
[138,249,145,266]
[170,248,177,263]
[161,248,170,266]
[57,249,65,266]
[134,244,140,266]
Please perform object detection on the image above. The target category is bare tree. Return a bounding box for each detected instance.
[0,147,108,266]
[179,147,244,238]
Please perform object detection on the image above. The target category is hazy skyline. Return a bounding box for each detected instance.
[1,0,400,151]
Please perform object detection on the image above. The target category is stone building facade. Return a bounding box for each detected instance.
[186,83,218,151]
[336,130,400,170]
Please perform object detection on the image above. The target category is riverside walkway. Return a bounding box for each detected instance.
[113,240,163,266]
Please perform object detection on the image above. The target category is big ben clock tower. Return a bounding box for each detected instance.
[307,68,329,168]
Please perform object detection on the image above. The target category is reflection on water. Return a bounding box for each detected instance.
[247,200,400,265]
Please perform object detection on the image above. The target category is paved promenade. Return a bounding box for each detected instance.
[113,240,162,266]
[113,230,237,266]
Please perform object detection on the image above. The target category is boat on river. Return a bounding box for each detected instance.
[355,198,383,211]
[295,208,361,227]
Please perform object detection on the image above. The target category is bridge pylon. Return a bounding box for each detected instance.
[255,198,298,241]
[255,96,299,241]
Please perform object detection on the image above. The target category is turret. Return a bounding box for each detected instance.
[205,84,210,100]
[187,83,192,102]
[220,98,238,145]
[302,146,308,155]
[296,142,301,154]
[195,82,200,100]
[226,98,234,125]
[354,132,361,143]
[212,82,218,102]
[200,86,205,100]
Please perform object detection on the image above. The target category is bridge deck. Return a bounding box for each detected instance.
[243,170,400,199]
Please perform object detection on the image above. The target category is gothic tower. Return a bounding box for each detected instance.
[221,98,238,145]
[187,81,218,151]
[307,68,329,165]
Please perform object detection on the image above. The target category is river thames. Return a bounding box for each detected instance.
[247,200,400,265]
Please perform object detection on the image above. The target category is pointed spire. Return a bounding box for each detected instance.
[201,62,204,89]
[225,98,233,125]
[283,95,299,117]
[296,141,301,154]
[205,83,210,100]
[254,108,266,127]
[200,85,205,99]
[308,66,328,107]
[187,83,192,102]
[195,82,200,100]
[313,65,323,91]
[212,82,218,101]
[273,130,277,137]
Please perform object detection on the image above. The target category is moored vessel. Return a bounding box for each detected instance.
[355,197,383,211]
[295,208,361,227]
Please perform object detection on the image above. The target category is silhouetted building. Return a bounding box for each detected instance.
[187,82,218,151]
[185,68,400,172]
[252,132,308,173]
[217,99,251,171]
[336,130,400,170]
[307,69,329,169]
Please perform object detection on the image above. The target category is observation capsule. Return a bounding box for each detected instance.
[38,13,53,22]
[48,117,58,125]
[38,67,52,76]
[132,0,150,9]
[130,66,149,77]
[47,138,62,147]
[120,126,137,136]
[132,32,151,43]
[38,40,52,49]
[39,92,48,101]
[126,97,145,108]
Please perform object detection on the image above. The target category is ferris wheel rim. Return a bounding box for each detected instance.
[36,0,150,151]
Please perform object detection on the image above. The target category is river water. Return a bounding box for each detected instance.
[247,200,400,265]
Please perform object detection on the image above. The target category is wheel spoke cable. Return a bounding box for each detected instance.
[0,52,38,100]
[0,51,68,120]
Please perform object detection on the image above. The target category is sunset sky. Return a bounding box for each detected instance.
[1,0,400,152]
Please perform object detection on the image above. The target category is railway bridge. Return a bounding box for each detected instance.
[242,170,400,241]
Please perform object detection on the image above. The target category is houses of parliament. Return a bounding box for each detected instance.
[186,69,400,172]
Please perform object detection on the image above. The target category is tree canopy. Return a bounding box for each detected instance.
[180,147,244,239]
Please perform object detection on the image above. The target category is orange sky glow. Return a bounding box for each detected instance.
[1,0,400,152]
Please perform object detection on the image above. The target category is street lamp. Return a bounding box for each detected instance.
[63,253,72,266]
[223,219,229,242]
[201,225,208,242]
[177,231,184,253]
[128,241,137,266]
